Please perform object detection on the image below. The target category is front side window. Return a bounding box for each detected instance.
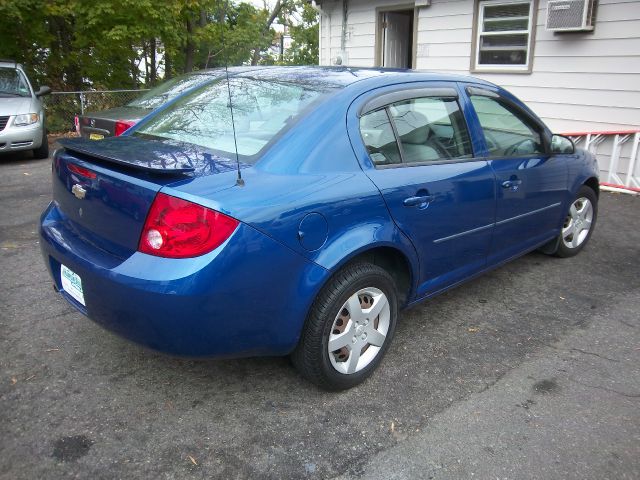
[135,77,333,159]
[474,0,535,72]
[470,94,543,156]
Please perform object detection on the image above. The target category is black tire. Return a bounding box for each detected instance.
[32,128,49,159]
[291,262,398,391]
[553,185,598,258]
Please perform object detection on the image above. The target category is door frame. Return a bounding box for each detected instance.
[374,5,419,69]
[459,82,569,261]
[346,81,498,297]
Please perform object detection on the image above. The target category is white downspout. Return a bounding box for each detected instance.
[310,1,326,65]
[339,0,348,65]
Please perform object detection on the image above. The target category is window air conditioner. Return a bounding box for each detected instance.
[546,0,596,32]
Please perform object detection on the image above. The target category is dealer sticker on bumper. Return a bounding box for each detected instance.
[61,264,85,306]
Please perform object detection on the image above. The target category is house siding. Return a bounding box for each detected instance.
[318,0,640,133]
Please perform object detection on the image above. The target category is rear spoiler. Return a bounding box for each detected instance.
[57,137,196,174]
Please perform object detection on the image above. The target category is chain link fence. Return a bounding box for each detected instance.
[43,89,149,133]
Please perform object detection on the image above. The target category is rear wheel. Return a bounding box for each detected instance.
[292,262,398,390]
[554,185,598,258]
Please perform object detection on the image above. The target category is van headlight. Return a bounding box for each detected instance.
[14,113,39,126]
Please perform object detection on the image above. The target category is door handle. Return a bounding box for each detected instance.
[403,195,433,208]
[502,179,523,190]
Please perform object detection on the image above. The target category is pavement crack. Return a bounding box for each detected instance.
[567,378,640,399]
[616,318,638,329]
[570,347,620,363]
[532,341,562,351]
[41,310,77,321]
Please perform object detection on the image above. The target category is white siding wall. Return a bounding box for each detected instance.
[417,0,640,134]
[319,0,412,67]
[318,0,640,133]
[318,0,640,180]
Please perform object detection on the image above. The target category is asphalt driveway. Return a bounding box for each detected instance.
[1,150,638,479]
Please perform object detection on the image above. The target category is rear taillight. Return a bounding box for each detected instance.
[68,163,97,179]
[74,115,80,135]
[114,120,135,136]
[138,193,239,258]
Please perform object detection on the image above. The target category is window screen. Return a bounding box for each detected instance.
[475,1,534,71]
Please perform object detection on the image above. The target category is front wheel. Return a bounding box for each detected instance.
[32,128,49,159]
[554,185,598,258]
[291,262,398,390]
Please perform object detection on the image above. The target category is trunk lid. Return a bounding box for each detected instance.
[53,136,243,258]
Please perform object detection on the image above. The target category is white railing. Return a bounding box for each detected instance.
[564,130,640,193]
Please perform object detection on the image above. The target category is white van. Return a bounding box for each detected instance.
[0,60,51,158]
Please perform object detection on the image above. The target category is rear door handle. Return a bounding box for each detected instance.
[403,195,433,208]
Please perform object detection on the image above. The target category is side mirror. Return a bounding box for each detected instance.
[550,134,575,154]
[35,86,52,97]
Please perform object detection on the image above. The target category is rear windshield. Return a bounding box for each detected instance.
[0,67,30,97]
[133,77,334,159]
[127,73,214,109]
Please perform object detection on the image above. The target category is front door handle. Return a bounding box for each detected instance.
[502,179,523,191]
[403,195,433,208]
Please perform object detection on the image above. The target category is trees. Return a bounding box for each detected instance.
[282,2,319,66]
[0,0,318,91]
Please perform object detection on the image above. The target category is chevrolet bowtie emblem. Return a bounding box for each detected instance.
[72,184,86,200]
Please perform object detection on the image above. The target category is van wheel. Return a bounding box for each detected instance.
[33,129,49,159]
[292,262,398,390]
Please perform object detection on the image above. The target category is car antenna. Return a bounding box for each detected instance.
[219,0,244,187]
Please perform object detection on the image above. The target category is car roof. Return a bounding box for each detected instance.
[222,66,490,88]
[0,60,22,69]
[190,66,494,90]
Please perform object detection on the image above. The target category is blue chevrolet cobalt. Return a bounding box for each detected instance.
[40,67,599,390]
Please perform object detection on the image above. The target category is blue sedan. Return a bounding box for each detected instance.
[40,67,599,390]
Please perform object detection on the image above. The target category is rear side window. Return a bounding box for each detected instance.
[359,95,473,167]
[359,109,401,166]
[470,95,543,156]
[389,97,473,163]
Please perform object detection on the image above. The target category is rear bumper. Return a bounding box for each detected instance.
[39,201,328,357]
[0,121,43,152]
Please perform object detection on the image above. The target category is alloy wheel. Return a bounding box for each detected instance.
[562,197,594,249]
[327,287,390,375]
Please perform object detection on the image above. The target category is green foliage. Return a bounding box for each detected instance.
[195,3,271,68]
[0,0,319,91]
[282,2,319,65]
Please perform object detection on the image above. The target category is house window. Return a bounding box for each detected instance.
[474,0,536,72]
